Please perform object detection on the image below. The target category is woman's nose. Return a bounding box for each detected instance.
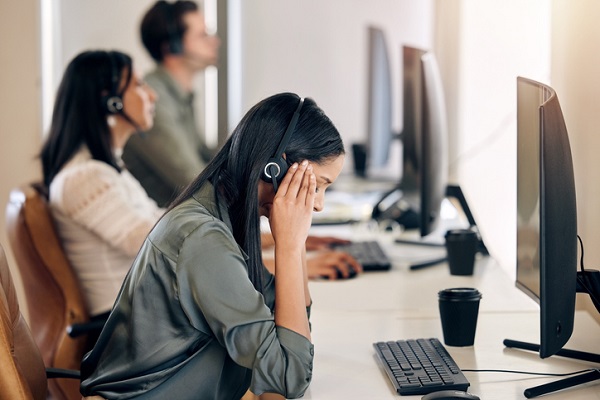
[313,195,324,212]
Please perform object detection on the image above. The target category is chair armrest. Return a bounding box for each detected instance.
[46,367,80,379]
[67,319,106,338]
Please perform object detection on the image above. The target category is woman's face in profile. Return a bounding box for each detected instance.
[120,69,157,132]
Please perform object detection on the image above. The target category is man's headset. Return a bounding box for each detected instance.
[102,52,124,115]
[161,1,184,55]
[260,97,305,192]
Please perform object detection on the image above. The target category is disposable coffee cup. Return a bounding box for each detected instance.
[438,288,482,347]
[352,143,367,177]
[445,229,478,276]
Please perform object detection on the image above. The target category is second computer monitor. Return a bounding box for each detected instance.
[400,45,449,237]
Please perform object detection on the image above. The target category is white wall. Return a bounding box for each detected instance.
[435,0,551,280]
[551,0,600,321]
[236,0,434,161]
[0,0,43,320]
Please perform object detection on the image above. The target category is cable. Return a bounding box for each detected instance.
[577,234,585,273]
[576,235,600,310]
[461,368,598,378]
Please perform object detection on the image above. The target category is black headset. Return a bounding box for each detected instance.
[162,1,184,55]
[102,52,124,115]
[261,97,305,192]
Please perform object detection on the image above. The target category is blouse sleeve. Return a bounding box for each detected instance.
[176,220,314,398]
[51,162,162,257]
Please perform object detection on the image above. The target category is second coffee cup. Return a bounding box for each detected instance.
[445,229,478,276]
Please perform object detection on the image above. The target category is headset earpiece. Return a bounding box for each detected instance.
[163,2,184,55]
[105,96,124,114]
[260,97,304,191]
[102,53,124,115]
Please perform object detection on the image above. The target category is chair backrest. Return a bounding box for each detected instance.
[5,183,89,400]
[0,241,48,400]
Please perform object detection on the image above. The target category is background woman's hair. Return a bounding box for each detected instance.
[170,92,345,292]
[40,50,132,187]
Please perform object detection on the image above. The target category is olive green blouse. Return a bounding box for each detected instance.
[80,184,314,399]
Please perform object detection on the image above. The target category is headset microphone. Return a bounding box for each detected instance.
[261,97,304,192]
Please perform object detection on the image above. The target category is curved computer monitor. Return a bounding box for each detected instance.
[366,26,393,170]
[400,46,449,237]
[516,76,578,358]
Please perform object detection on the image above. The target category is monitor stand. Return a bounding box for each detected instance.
[503,339,600,398]
[373,184,489,269]
[504,280,600,397]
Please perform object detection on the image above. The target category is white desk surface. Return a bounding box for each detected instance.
[301,226,600,399]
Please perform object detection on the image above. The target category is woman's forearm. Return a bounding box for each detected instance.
[274,245,311,340]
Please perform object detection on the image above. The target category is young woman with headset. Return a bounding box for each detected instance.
[40,50,160,320]
[80,93,346,399]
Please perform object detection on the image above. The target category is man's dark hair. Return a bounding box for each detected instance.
[140,1,199,62]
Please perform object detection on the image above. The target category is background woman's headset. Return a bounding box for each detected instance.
[102,52,124,115]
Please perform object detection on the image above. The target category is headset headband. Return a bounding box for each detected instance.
[262,97,305,191]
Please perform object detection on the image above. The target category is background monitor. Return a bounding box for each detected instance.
[366,26,394,170]
[398,45,449,237]
[363,37,450,239]
[515,76,578,358]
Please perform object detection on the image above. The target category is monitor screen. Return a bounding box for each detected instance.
[366,26,393,170]
[516,76,578,358]
[400,46,449,237]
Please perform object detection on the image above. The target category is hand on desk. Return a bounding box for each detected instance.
[261,233,362,280]
[306,251,362,280]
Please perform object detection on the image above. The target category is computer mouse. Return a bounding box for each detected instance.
[321,267,358,280]
[421,390,480,400]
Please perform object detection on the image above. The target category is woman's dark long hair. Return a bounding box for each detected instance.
[170,93,345,292]
[40,50,133,187]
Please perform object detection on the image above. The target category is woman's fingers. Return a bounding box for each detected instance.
[274,162,299,197]
[275,160,316,207]
[296,164,316,208]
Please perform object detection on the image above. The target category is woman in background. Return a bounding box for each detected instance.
[40,50,161,319]
[81,93,345,399]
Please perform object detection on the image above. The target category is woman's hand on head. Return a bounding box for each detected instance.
[269,160,316,251]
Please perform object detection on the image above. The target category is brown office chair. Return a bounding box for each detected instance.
[5,183,91,400]
[0,241,79,399]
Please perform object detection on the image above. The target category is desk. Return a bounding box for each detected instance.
[302,228,600,399]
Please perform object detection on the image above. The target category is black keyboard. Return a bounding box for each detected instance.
[374,338,470,395]
[331,240,391,271]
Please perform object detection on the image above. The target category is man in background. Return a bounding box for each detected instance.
[123,0,220,207]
